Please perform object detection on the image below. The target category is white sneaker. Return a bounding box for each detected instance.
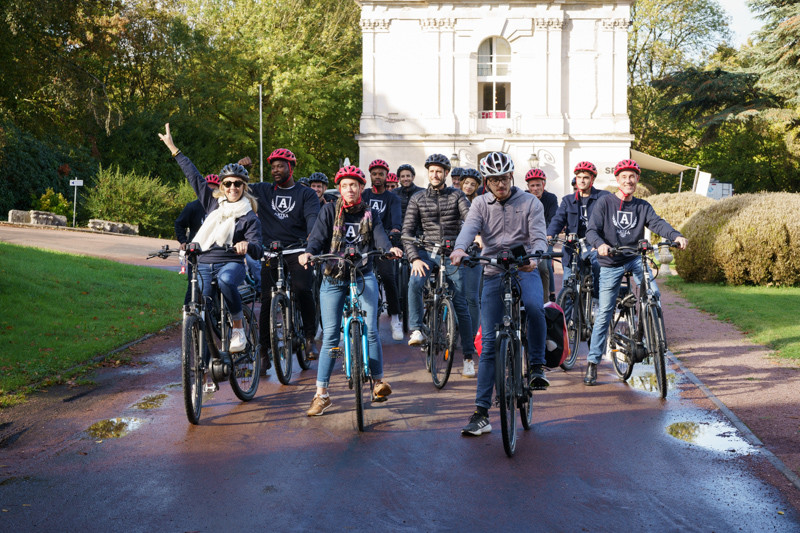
[230,328,247,352]
[408,330,426,346]
[463,359,476,378]
[390,315,403,341]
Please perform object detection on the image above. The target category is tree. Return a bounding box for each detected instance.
[748,0,800,108]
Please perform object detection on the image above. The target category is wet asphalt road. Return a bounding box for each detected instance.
[1,225,799,531]
[1,327,798,531]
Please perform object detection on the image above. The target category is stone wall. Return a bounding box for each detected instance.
[8,210,66,226]
[88,219,139,235]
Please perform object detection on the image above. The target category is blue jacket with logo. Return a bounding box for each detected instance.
[362,188,402,232]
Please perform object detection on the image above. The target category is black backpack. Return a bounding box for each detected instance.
[543,302,569,368]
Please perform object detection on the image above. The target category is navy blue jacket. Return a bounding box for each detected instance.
[249,181,320,247]
[175,154,262,264]
[547,187,611,266]
[174,199,205,244]
[362,188,402,231]
[540,190,559,226]
[586,194,683,268]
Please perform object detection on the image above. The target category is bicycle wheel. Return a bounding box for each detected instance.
[270,292,294,385]
[431,298,456,389]
[398,261,410,333]
[519,321,534,430]
[229,305,261,401]
[350,320,366,432]
[581,274,595,340]
[294,301,311,370]
[181,314,204,425]
[646,304,668,399]
[609,306,635,381]
[496,334,517,457]
[556,287,580,370]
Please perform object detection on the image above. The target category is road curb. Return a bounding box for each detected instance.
[668,350,800,492]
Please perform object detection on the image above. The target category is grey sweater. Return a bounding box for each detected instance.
[454,187,547,276]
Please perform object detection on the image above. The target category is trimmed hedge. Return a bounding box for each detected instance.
[647,192,716,242]
[675,193,800,286]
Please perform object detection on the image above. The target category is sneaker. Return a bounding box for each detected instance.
[306,395,332,416]
[390,315,403,341]
[373,381,392,402]
[408,330,427,346]
[461,411,492,436]
[462,359,476,378]
[529,364,550,390]
[229,328,246,353]
[305,338,319,360]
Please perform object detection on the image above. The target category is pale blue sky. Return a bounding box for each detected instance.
[725,0,763,47]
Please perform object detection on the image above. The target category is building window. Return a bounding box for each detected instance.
[477,37,511,118]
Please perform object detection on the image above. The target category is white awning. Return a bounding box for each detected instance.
[630,149,693,175]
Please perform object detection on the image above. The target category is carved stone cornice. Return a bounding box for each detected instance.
[360,18,391,31]
[420,18,456,31]
[602,18,631,30]
[535,18,564,30]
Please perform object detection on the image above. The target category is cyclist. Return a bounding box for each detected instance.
[457,168,483,347]
[450,151,549,436]
[244,150,321,365]
[402,153,477,378]
[546,161,610,306]
[525,168,558,302]
[159,124,263,354]
[583,159,688,385]
[385,172,399,191]
[309,172,336,207]
[297,177,310,187]
[393,163,423,222]
[363,159,404,341]
[450,166,464,189]
[299,165,404,416]
[175,174,219,307]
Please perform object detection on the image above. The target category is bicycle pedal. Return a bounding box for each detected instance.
[203,382,219,393]
[330,347,341,358]
[372,394,388,403]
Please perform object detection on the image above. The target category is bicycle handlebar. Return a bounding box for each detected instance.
[609,239,679,257]
[463,250,562,268]
[264,240,307,257]
[309,249,392,268]
[400,235,457,257]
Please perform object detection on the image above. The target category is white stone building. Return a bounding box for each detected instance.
[355,0,634,196]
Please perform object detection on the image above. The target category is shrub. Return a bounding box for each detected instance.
[84,165,184,237]
[676,193,800,286]
[32,188,72,217]
[647,192,716,242]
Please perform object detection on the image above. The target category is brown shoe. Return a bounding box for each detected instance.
[306,395,331,416]
[373,381,392,401]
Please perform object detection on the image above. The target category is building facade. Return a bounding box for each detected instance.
[355,0,634,196]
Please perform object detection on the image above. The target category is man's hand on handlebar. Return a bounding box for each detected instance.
[387,247,404,259]
[298,252,312,268]
[674,236,688,249]
[597,243,612,257]
[449,248,468,266]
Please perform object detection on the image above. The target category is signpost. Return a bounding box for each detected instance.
[69,179,83,227]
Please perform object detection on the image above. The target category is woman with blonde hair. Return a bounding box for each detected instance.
[159,123,262,353]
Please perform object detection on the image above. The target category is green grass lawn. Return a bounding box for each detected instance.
[665,276,800,360]
[0,242,184,405]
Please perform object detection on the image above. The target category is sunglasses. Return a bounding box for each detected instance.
[222,180,245,189]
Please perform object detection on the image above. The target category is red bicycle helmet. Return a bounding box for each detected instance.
[614,159,641,176]
[334,165,366,185]
[525,168,547,181]
[205,174,220,186]
[386,172,398,183]
[368,159,390,172]
[267,148,297,166]
[573,161,597,177]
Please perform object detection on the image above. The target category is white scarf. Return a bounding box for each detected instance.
[194,197,252,251]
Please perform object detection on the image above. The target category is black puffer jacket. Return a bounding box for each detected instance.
[393,183,424,219]
[401,185,471,263]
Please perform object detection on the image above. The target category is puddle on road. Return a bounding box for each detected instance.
[115,349,181,376]
[628,371,677,393]
[132,394,167,410]
[666,420,754,455]
[86,417,142,439]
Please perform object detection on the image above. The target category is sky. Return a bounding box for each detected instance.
[724,0,763,47]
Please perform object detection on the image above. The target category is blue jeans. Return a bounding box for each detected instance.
[408,250,475,358]
[316,273,383,389]
[586,257,659,365]
[245,255,262,288]
[475,269,545,410]
[461,262,483,337]
[197,261,245,320]
[563,250,601,300]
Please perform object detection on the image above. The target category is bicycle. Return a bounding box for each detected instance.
[552,233,596,371]
[401,235,458,389]
[465,249,561,457]
[605,240,679,399]
[264,240,312,385]
[309,248,389,431]
[147,244,260,424]
[396,257,411,334]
